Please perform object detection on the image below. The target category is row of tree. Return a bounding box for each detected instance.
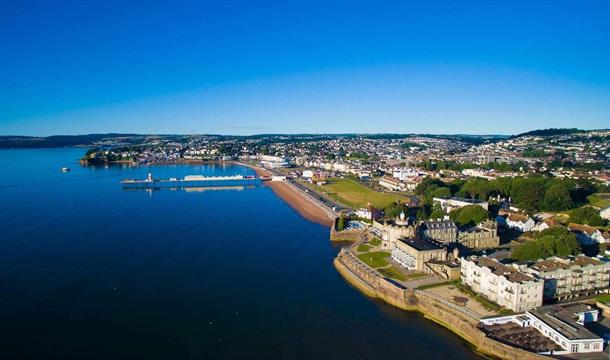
[416,176,602,212]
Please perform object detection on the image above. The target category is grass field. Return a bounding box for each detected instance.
[357,251,391,268]
[357,244,372,252]
[588,193,610,209]
[313,178,409,208]
[369,237,382,246]
[596,294,610,303]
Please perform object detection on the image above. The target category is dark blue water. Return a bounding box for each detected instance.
[0,149,481,359]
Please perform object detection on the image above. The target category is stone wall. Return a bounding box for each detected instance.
[334,250,550,360]
[329,226,361,242]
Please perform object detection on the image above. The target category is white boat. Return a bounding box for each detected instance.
[61,167,70,173]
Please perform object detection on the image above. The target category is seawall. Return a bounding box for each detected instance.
[334,250,550,360]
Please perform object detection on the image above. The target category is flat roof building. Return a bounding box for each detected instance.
[527,304,603,353]
[391,237,447,274]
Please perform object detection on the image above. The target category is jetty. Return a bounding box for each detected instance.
[121,173,261,189]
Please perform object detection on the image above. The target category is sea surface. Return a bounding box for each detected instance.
[0,148,482,359]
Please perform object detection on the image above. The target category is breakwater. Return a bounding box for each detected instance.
[334,248,549,360]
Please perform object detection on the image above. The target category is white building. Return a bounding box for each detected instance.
[568,223,608,245]
[525,256,610,301]
[433,197,489,213]
[302,170,314,179]
[499,213,535,232]
[378,176,405,191]
[480,303,604,354]
[392,168,419,181]
[461,256,543,312]
[527,304,603,353]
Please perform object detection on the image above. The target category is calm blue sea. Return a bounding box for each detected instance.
[0,148,481,359]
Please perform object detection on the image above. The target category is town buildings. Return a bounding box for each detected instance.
[568,223,608,245]
[391,237,448,274]
[458,220,500,249]
[499,213,535,232]
[527,304,603,353]
[419,219,458,244]
[525,256,610,301]
[461,256,543,312]
[481,303,604,354]
[378,176,405,191]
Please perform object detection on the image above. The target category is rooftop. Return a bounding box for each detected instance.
[528,304,600,341]
[473,257,536,283]
[530,256,606,272]
[398,236,442,252]
[422,219,457,230]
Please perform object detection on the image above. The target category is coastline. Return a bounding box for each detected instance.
[333,253,549,360]
[233,161,336,228]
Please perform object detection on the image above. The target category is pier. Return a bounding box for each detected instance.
[121,173,262,189]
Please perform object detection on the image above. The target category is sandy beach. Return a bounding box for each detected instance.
[235,162,335,228]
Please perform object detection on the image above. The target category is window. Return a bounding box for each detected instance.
[594,343,600,350]
[584,343,590,350]
[571,344,579,353]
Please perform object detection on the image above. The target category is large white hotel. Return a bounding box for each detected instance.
[461,256,543,312]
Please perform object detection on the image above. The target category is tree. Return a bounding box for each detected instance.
[431,187,451,198]
[570,179,596,205]
[384,202,405,219]
[336,217,346,231]
[512,227,580,261]
[570,207,606,226]
[461,179,491,200]
[511,178,545,210]
[542,184,573,211]
[449,205,488,227]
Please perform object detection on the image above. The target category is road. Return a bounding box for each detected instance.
[288,178,349,213]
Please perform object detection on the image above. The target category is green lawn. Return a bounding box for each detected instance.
[596,293,610,303]
[378,266,407,281]
[588,193,610,209]
[369,237,382,246]
[357,251,391,268]
[357,244,372,253]
[313,178,409,208]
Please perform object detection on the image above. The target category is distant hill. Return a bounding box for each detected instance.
[513,128,584,138]
[0,134,142,148]
[0,132,511,148]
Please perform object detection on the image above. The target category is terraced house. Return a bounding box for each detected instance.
[524,256,610,301]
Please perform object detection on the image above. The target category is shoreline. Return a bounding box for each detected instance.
[233,161,336,228]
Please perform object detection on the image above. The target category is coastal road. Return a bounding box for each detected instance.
[288,179,348,213]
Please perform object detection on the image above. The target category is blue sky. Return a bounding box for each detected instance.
[1,1,609,136]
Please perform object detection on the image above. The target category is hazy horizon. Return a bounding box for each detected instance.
[2,128,605,138]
